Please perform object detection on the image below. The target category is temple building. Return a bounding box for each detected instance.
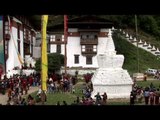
[0,16,37,77]
[48,16,113,75]
[48,15,133,98]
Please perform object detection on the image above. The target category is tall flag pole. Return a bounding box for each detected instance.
[41,15,48,91]
[135,15,139,73]
[64,15,68,76]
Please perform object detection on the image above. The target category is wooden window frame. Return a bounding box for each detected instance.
[17,24,20,39]
[5,21,9,34]
[74,55,79,64]
[18,40,21,54]
[86,56,92,65]
[86,45,93,52]
[56,44,61,53]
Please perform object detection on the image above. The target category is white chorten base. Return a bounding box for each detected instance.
[91,68,133,99]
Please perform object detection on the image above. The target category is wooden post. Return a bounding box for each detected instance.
[135,15,139,73]
[64,15,68,76]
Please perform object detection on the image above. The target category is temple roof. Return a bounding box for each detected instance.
[48,15,114,31]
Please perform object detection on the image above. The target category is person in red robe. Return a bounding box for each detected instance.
[0,65,3,80]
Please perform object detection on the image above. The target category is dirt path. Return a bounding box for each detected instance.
[0,86,39,105]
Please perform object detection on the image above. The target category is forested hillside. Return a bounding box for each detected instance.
[30,15,160,39]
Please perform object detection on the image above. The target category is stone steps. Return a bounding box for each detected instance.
[116,29,160,57]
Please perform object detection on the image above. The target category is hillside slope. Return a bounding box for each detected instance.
[112,31,160,75]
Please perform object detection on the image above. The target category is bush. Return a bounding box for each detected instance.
[35,53,64,74]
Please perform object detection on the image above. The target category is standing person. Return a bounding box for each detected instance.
[101,92,108,105]
[149,90,155,105]
[20,98,27,105]
[22,80,27,95]
[76,96,80,104]
[94,92,102,105]
[80,96,86,105]
[40,90,47,105]
[62,101,67,105]
[154,88,160,105]
[144,88,150,105]
[0,65,3,80]
[7,87,12,101]
[27,94,34,105]
[143,73,147,81]
[137,87,143,103]
[130,91,136,105]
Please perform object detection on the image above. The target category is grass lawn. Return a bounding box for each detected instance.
[31,82,85,105]
[136,80,160,88]
[30,80,160,105]
[46,82,85,105]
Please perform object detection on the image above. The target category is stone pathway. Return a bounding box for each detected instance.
[0,86,39,105]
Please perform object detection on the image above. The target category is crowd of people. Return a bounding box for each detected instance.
[46,73,108,105]
[0,72,79,105]
[0,73,41,105]
[55,92,108,106]
[130,82,160,105]
[1,71,160,105]
[1,72,109,106]
[46,74,77,94]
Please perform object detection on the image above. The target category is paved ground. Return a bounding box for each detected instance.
[0,86,39,105]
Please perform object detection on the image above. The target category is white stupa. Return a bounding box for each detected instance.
[138,39,143,44]
[125,33,129,38]
[147,44,152,49]
[111,26,115,31]
[143,41,148,47]
[129,35,133,40]
[133,37,137,42]
[155,48,160,55]
[151,46,156,51]
[91,29,133,99]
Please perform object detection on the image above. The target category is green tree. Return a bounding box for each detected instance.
[138,15,160,37]
[35,53,64,74]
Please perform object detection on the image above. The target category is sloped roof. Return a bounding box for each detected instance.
[48,15,114,31]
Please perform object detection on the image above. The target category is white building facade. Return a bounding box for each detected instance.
[3,16,36,76]
[48,16,113,75]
